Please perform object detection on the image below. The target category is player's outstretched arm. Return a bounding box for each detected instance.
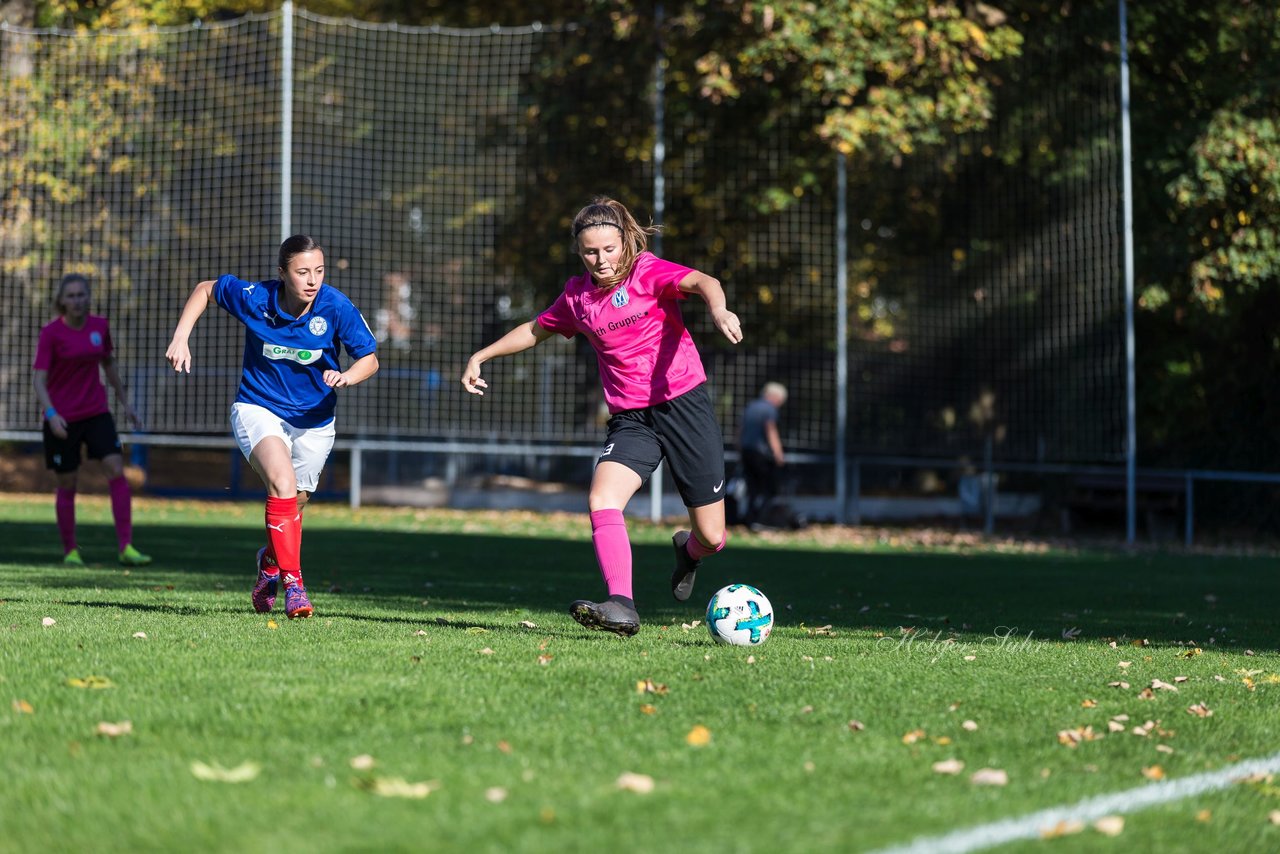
[461,320,553,396]
[324,352,379,389]
[677,270,743,345]
[165,280,216,373]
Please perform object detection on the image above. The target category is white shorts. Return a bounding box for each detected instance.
[230,402,336,494]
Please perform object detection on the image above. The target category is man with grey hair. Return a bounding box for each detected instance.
[739,382,787,529]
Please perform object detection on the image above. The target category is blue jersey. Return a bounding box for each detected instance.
[214,274,377,428]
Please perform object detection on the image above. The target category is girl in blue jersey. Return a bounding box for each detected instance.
[165,235,379,619]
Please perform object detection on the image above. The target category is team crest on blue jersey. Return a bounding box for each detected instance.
[610,286,630,308]
[308,316,329,336]
[89,331,103,347]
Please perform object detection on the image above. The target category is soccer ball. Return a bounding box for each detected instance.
[705,584,774,646]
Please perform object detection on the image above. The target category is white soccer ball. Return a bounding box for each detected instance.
[705,583,774,646]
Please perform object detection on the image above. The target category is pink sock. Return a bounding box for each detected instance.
[686,530,728,560]
[55,488,77,554]
[108,476,133,551]
[590,509,633,599]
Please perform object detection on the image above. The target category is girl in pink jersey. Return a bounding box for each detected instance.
[462,197,743,636]
[32,274,150,567]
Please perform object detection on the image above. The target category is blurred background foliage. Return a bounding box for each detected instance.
[2,0,1277,475]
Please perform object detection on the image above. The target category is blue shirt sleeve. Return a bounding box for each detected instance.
[213,274,261,322]
[332,293,378,360]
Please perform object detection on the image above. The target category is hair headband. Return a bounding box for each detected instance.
[573,220,624,238]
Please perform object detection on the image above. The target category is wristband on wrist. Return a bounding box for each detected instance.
[44,406,58,420]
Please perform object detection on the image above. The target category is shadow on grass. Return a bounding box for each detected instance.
[3,519,1278,650]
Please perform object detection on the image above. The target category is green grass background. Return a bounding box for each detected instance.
[1,495,1278,852]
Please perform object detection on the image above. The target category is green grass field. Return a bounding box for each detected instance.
[2,494,1278,853]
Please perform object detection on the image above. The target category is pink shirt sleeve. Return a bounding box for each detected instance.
[32,323,55,370]
[536,288,579,338]
[639,253,696,300]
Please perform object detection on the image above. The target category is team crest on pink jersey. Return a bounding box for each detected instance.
[89,331,103,347]
[610,286,630,308]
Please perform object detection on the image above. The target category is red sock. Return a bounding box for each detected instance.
[265,495,302,588]
[108,476,132,551]
[590,509,632,599]
[55,488,77,554]
[686,530,728,560]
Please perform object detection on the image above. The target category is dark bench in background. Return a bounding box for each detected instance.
[1061,473,1187,539]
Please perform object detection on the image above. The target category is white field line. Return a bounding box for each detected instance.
[870,750,1280,854]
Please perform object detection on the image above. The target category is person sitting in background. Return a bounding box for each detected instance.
[739,382,787,530]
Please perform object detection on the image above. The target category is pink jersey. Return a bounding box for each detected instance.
[537,251,706,413]
[32,315,113,422]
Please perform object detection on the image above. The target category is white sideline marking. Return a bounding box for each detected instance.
[870,750,1280,854]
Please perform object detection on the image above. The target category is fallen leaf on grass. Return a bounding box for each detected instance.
[465,627,489,634]
[1151,679,1179,692]
[66,676,114,690]
[1141,765,1165,781]
[1108,681,1130,690]
[680,621,699,631]
[1118,661,1132,668]
[1195,809,1211,822]
[519,620,538,629]
[1268,811,1280,826]
[1181,647,1202,658]
[1187,703,1214,718]
[932,758,965,775]
[413,630,427,636]
[901,729,926,745]
[1156,744,1175,754]
[615,772,655,794]
[95,720,132,737]
[1040,819,1084,839]
[848,720,866,732]
[1173,675,1189,683]
[485,786,508,803]
[639,704,657,715]
[478,648,495,655]
[962,720,978,731]
[1137,688,1156,700]
[350,754,376,770]
[191,761,261,783]
[1081,698,1098,708]
[1058,726,1104,748]
[537,654,553,666]
[42,617,56,627]
[497,740,513,754]
[266,620,278,630]
[806,625,836,637]
[970,768,1008,786]
[12,699,33,714]
[132,632,147,639]
[636,679,668,695]
[357,776,438,799]
[686,725,712,747]
[1093,816,1125,836]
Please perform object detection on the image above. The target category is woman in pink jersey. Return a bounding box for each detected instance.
[32,273,151,567]
[462,197,743,636]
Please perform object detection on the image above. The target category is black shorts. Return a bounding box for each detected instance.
[43,412,122,474]
[599,384,727,508]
